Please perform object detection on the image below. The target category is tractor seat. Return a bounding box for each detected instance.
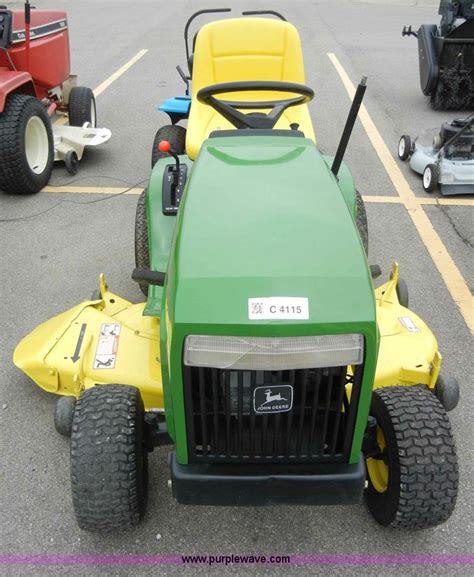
[186,18,316,160]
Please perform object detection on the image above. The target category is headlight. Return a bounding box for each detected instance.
[184,334,364,370]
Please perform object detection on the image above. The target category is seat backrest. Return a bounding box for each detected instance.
[186,18,311,159]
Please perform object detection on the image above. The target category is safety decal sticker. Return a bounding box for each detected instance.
[399,316,421,333]
[248,297,309,320]
[93,323,121,369]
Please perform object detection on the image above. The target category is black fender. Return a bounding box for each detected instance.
[417,24,439,96]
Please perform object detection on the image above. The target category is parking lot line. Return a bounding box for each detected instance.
[41,187,474,209]
[54,49,148,126]
[328,52,474,333]
[42,186,143,195]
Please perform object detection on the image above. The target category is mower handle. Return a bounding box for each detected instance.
[196,81,314,130]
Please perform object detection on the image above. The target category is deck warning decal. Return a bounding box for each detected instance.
[399,316,420,333]
[93,323,121,369]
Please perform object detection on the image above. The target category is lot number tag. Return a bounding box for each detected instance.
[248,297,309,320]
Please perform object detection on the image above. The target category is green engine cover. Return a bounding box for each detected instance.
[151,134,377,465]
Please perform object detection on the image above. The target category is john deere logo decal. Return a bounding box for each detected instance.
[253,385,293,414]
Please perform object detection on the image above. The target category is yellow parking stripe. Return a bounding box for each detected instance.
[361,196,474,206]
[93,49,148,97]
[42,186,143,195]
[54,49,148,126]
[328,52,473,333]
[40,189,474,208]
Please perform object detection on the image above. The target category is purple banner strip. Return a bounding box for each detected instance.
[0,554,473,566]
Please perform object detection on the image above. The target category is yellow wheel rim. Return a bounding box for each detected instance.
[366,426,389,493]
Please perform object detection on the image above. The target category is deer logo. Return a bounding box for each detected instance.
[262,388,288,406]
[253,385,293,414]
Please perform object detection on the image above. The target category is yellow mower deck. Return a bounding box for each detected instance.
[13,265,440,410]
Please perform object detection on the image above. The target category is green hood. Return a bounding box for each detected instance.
[169,135,374,331]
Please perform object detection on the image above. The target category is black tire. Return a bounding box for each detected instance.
[65,150,79,175]
[54,396,76,437]
[423,164,438,193]
[356,189,368,255]
[68,87,97,128]
[0,94,54,195]
[151,124,186,168]
[135,189,150,297]
[366,386,458,529]
[90,289,101,300]
[398,135,412,161]
[435,375,460,412]
[71,385,148,532]
[396,278,409,308]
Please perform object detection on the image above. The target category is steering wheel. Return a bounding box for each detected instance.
[196,81,314,130]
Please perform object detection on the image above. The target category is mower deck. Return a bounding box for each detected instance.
[53,124,112,166]
[410,143,474,195]
[13,265,440,411]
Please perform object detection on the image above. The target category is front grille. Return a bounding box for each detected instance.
[183,364,364,464]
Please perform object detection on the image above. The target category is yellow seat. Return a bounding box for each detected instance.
[186,18,316,160]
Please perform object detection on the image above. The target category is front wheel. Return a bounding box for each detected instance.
[0,94,54,194]
[68,87,97,128]
[366,386,458,529]
[71,385,148,532]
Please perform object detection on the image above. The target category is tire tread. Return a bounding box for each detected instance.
[70,385,148,532]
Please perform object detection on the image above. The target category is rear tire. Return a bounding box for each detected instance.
[135,189,150,297]
[151,124,186,168]
[423,164,438,193]
[366,386,458,529]
[71,385,148,532]
[68,87,97,128]
[356,189,368,255]
[0,94,54,194]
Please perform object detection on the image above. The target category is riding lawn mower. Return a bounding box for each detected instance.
[14,10,459,532]
[0,1,110,194]
[403,0,474,109]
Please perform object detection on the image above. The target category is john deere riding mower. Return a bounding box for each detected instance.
[403,0,474,109]
[14,10,459,532]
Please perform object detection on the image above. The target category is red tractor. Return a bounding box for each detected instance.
[0,2,110,194]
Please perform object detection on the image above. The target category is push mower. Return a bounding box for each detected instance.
[398,115,474,194]
[403,0,474,110]
[0,1,111,194]
[14,10,459,532]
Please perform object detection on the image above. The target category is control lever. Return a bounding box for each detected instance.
[158,140,188,215]
[159,140,180,205]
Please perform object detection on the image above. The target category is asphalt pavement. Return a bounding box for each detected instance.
[0,1,473,576]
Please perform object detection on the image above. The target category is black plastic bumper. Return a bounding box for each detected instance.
[170,453,366,506]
